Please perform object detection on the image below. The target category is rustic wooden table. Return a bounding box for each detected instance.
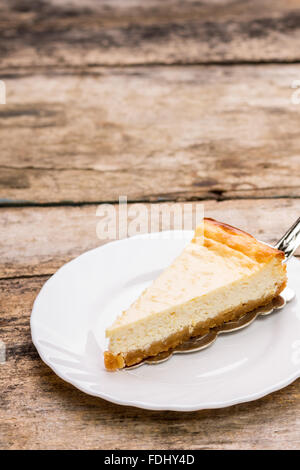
[1,0,300,450]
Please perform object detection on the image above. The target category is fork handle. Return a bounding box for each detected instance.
[275,217,300,262]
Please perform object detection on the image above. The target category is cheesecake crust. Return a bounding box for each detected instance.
[104,279,287,371]
[104,351,125,371]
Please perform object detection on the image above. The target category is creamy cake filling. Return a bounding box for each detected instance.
[107,257,286,355]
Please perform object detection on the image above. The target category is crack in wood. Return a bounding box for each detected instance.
[1,194,300,208]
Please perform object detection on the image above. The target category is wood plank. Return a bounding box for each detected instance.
[0,274,299,450]
[1,0,300,67]
[1,198,299,279]
[1,65,300,204]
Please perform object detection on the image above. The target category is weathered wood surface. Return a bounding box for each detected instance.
[1,276,300,450]
[0,265,300,449]
[1,64,300,204]
[1,0,300,67]
[0,200,299,449]
[1,0,300,451]
[1,199,300,279]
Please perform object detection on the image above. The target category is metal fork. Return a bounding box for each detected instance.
[275,217,300,261]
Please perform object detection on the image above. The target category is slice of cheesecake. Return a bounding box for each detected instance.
[104,218,287,371]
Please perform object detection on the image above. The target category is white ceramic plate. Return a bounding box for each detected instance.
[31,231,300,411]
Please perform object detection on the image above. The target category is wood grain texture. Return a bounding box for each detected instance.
[1,0,300,450]
[1,198,299,278]
[1,0,300,67]
[1,65,300,204]
[0,274,299,450]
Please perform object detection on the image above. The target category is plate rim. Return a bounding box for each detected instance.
[31,231,300,412]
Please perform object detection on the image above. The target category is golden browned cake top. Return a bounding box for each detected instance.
[193,218,285,264]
